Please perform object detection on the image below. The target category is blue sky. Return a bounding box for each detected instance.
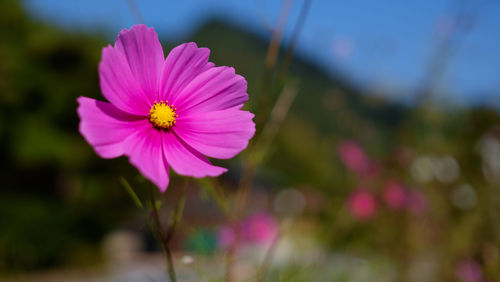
[23,0,500,106]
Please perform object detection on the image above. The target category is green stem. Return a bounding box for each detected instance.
[164,245,176,282]
[150,184,181,282]
[166,179,188,243]
[120,177,144,209]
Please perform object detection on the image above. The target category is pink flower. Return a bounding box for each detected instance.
[347,189,378,220]
[383,181,409,210]
[217,213,278,248]
[407,190,428,215]
[217,225,236,249]
[77,25,255,191]
[456,259,483,282]
[338,140,376,176]
[242,213,278,244]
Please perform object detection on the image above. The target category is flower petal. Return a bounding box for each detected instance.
[172,66,248,115]
[77,96,148,158]
[124,127,170,192]
[99,25,164,114]
[175,109,255,159]
[159,42,213,102]
[115,25,165,101]
[164,132,227,177]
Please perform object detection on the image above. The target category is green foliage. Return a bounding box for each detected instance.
[0,0,135,272]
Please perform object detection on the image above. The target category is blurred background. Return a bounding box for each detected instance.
[1,0,500,281]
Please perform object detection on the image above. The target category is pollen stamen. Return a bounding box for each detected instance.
[149,101,178,129]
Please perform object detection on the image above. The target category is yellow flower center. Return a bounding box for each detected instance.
[149,101,178,129]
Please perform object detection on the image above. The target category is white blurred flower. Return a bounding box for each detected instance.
[181,255,194,265]
[433,156,460,184]
[102,230,143,263]
[451,183,477,210]
[410,155,460,184]
[478,135,500,184]
[410,156,435,183]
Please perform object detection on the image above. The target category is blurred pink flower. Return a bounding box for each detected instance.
[383,181,409,210]
[77,25,255,191]
[217,213,278,248]
[456,259,483,282]
[347,190,378,220]
[242,213,278,244]
[217,225,236,249]
[407,190,428,215]
[338,140,375,176]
